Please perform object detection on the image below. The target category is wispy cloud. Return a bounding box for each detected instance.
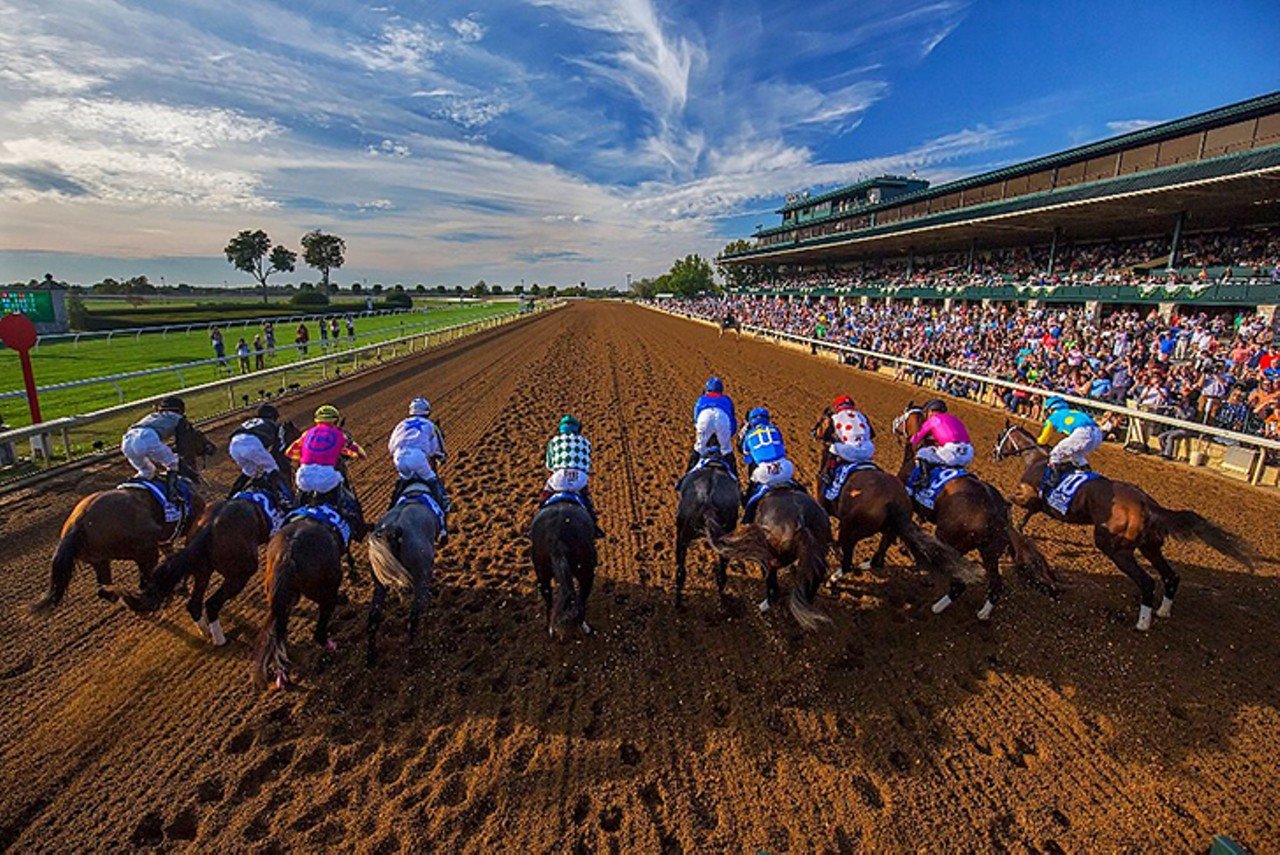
[1106,118,1162,134]
[450,15,487,43]
[350,23,443,75]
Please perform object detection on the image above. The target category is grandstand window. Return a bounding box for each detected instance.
[930,192,962,212]
[1025,170,1053,193]
[907,201,929,219]
[968,181,1003,204]
[1004,174,1030,197]
[1118,143,1159,174]
[1083,154,1119,182]
[1155,132,1202,167]
[1055,161,1087,188]
[1202,119,1258,158]
[1255,113,1280,147]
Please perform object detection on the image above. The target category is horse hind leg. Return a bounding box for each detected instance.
[759,562,781,614]
[1140,540,1179,619]
[714,556,728,597]
[94,561,117,603]
[975,544,1005,621]
[203,571,251,647]
[1098,533,1156,631]
[674,532,689,609]
[366,582,388,667]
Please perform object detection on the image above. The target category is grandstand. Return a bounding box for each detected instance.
[721,91,1280,307]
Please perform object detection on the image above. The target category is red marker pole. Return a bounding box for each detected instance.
[0,313,42,425]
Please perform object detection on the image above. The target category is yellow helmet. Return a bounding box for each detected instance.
[314,404,340,423]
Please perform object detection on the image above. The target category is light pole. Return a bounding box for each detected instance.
[626,272,631,291]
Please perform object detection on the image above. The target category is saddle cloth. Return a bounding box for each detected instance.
[1045,470,1101,516]
[233,490,286,535]
[118,478,188,524]
[395,487,447,537]
[824,461,879,501]
[541,491,587,511]
[744,480,803,515]
[285,504,351,547]
[910,467,968,511]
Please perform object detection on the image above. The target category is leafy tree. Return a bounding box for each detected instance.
[491,284,503,295]
[290,282,330,306]
[371,283,383,294]
[656,253,716,297]
[716,240,766,291]
[434,285,446,294]
[530,283,542,296]
[65,292,88,330]
[470,280,490,297]
[350,282,363,293]
[414,284,426,293]
[225,229,297,303]
[513,284,524,296]
[629,276,658,299]
[300,230,345,292]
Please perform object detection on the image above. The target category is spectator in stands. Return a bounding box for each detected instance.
[253,334,266,371]
[295,322,309,356]
[346,315,356,341]
[263,320,276,351]
[330,317,341,341]
[236,337,251,374]
[1157,389,1199,460]
[211,327,227,370]
[319,317,329,346]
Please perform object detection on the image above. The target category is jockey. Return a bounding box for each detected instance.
[828,394,875,466]
[286,404,366,527]
[121,396,195,499]
[688,376,738,476]
[227,404,292,506]
[1037,395,1104,492]
[739,407,796,523]
[541,414,604,538]
[388,397,451,529]
[908,399,974,485]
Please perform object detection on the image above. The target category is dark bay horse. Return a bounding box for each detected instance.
[994,422,1257,629]
[365,486,441,666]
[893,405,1055,620]
[33,424,215,614]
[809,411,968,586]
[711,487,832,630]
[119,497,272,645]
[254,517,346,688]
[674,455,740,608]
[530,499,598,640]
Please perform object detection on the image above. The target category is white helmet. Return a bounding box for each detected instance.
[409,397,431,416]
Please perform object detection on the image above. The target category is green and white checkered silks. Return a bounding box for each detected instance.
[546,434,592,473]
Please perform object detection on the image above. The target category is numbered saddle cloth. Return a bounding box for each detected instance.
[910,467,968,511]
[1045,470,1101,516]
[395,489,447,538]
[285,504,351,547]
[233,490,286,534]
[824,461,879,502]
[118,478,188,525]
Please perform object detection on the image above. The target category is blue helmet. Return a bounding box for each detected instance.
[705,376,724,393]
[747,406,771,425]
[558,414,581,435]
[1044,395,1068,413]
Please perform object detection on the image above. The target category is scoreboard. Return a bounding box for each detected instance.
[1,290,57,324]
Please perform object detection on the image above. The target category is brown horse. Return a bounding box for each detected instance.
[254,517,346,688]
[711,487,833,630]
[119,497,274,645]
[809,410,970,586]
[33,424,215,614]
[993,422,1257,629]
[892,405,1055,620]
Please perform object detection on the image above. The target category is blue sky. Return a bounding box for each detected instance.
[1,0,1277,288]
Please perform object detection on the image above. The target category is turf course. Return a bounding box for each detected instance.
[0,303,510,427]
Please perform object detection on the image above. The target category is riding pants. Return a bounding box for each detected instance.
[392,446,437,481]
[694,408,733,455]
[1050,425,1103,468]
[749,457,795,488]
[228,433,279,478]
[830,437,875,465]
[916,441,975,469]
[546,468,589,494]
[121,427,179,479]
[296,463,343,494]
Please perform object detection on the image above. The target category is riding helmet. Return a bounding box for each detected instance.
[559,414,581,435]
[160,396,186,414]
[833,395,856,412]
[747,406,771,425]
[314,404,341,423]
[409,397,431,416]
[1044,396,1068,413]
[923,399,948,414]
[705,376,724,394]
[256,404,279,421]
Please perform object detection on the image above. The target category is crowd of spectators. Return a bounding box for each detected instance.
[746,226,1280,292]
[674,294,1280,454]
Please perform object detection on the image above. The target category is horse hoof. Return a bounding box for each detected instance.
[931,594,953,615]
[976,599,994,622]
[580,621,593,635]
[1156,596,1173,619]
[324,639,338,652]
[1136,605,1153,631]
[757,598,771,614]
[195,614,210,637]
[858,560,872,572]
[97,586,119,604]
[208,620,227,646]
[273,673,288,690]
[830,569,845,584]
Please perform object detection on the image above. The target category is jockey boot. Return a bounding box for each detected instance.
[1042,463,1067,495]
[427,478,450,545]
[164,469,181,504]
[685,449,700,473]
[726,451,739,479]
[387,477,408,511]
[579,489,605,539]
[227,473,249,499]
[267,470,293,509]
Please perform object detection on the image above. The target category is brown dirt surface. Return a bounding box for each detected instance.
[2,302,1278,853]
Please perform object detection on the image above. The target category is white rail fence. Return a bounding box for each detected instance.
[0,302,560,483]
[649,303,1280,485]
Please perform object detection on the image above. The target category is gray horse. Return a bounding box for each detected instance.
[365,484,442,666]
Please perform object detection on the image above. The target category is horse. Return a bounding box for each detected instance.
[711,487,832,630]
[529,498,598,640]
[32,423,216,614]
[718,314,741,339]
[993,422,1258,629]
[892,404,1056,620]
[253,516,346,688]
[674,454,740,608]
[808,411,969,586]
[365,485,441,666]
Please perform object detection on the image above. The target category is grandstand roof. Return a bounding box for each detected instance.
[727,91,1280,265]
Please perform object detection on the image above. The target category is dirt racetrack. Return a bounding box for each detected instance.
[1,302,1278,853]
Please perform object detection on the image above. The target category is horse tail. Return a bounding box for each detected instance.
[788,527,832,632]
[1152,505,1258,570]
[120,520,216,614]
[887,505,982,586]
[708,524,774,568]
[32,521,84,615]
[368,524,413,591]
[549,550,578,628]
[254,554,296,688]
[701,506,724,541]
[1006,524,1058,595]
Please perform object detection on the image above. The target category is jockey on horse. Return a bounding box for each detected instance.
[905,399,975,490]
[387,397,451,541]
[738,407,797,524]
[121,396,198,502]
[286,405,367,534]
[686,376,738,478]
[227,403,293,508]
[540,414,604,539]
[815,394,875,496]
[1037,395,1104,495]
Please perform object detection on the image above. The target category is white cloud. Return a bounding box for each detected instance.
[359,198,394,210]
[13,97,279,150]
[450,16,487,43]
[350,23,443,75]
[1106,119,1161,134]
[367,139,412,157]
